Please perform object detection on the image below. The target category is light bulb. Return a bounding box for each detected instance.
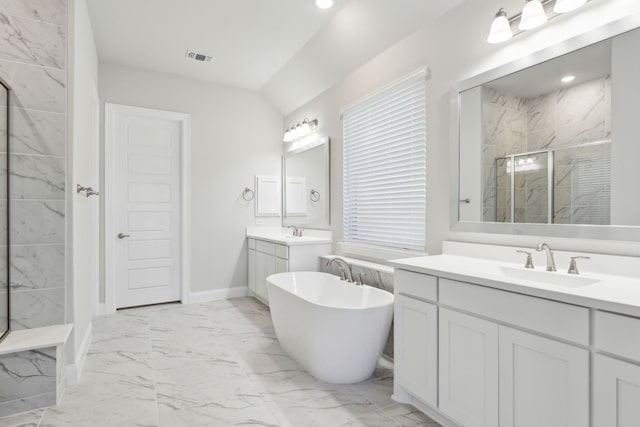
[554,0,587,13]
[519,0,548,31]
[315,0,333,9]
[487,8,513,44]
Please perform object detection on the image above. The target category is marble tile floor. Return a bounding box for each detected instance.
[0,297,441,427]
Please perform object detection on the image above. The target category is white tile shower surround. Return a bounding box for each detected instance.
[0,297,440,427]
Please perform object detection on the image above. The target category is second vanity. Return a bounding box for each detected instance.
[390,241,640,427]
[246,227,332,305]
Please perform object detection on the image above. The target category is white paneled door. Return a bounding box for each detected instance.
[111,106,185,309]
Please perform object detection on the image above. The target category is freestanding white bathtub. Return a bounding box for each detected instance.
[267,272,394,384]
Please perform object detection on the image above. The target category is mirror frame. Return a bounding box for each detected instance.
[450,15,640,241]
[282,136,331,229]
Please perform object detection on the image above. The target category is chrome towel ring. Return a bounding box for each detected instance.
[310,189,320,202]
[242,187,254,201]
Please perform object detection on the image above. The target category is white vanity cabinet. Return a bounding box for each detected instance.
[439,308,498,427]
[394,270,438,407]
[498,326,589,427]
[393,270,592,427]
[247,236,331,305]
[593,311,640,427]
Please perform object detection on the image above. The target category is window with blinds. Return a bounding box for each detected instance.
[342,68,427,252]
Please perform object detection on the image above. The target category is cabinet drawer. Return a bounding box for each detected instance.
[248,238,256,250]
[255,240,276,255]
[440,278,589,345]
[275,244,288,259]
[595,311,640,362]
[394,270,437,302]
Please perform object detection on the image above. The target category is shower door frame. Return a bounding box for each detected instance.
[494,139,611,225]
[0,78,10,343]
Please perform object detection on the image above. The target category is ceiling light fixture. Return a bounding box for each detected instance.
[284,118,319,142]
[519,0,548,30]
[554,0,587,13]
[315,0,333,9]
[487,0,588,44]
[561,75,576,83]
[487,9,513,44]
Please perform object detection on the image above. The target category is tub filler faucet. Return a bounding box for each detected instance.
[326,257,355,284]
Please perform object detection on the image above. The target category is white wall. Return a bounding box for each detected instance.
[67,0,99,374]
[284,0,640,258]
[99,64,283,295]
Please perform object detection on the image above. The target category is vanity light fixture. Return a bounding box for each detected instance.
[519,0,548,30]
[561,75,576,83]
[488,0,588,44]
[554,0,587,13]
[315,0,333,9]
[487,9,513,44]
[283,118,319,142]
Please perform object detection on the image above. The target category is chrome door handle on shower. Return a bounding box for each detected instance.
[117,233,130,239]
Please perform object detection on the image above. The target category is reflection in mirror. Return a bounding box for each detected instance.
[459,27,640,227]
[283,137,330,228]
[0,80,9,343]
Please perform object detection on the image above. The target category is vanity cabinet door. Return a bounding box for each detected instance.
[395,295,437,407]
[499,326,589,427]
[594,354,640,427]
[275,257,288,274]
[254,251,275,303]
[439,308,499,427]
[248,248,256,293]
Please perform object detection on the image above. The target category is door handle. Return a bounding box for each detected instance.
[117,233,130,239]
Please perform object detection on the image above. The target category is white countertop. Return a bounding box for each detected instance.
[389,254,640,318]
[247,227,332,246]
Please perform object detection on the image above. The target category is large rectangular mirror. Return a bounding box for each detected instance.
[454,22,640,240]
[283,137,330,228]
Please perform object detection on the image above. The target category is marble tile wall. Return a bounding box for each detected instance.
[319,256,395,358]
[483,77,611,225]
[0,0,67,331]
[0,0,67,418]
[0,347,57,417]
[481,87,527,222]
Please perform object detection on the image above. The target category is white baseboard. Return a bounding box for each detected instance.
[188,287,249,304]
[64,323,92,386]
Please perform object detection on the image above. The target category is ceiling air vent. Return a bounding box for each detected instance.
[185,50,214,63]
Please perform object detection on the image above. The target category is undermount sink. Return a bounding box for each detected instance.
[498,266,600,287]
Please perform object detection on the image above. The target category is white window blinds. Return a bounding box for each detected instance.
[342,68,427,251]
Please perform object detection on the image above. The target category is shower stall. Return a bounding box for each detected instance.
[493,140,611,225]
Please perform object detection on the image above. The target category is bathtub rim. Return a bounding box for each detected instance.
[267,271,394,311]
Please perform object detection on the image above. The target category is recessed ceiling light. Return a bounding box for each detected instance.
[561,75,576,83]
[315,0,334,9]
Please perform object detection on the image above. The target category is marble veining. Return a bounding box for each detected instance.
[0,13,65,70]
[10,200,65,245]
[0,298,440,427]
[0,61,66,113]
[5,108,66,156]
[0,0,66,27]
[9,154,65,200]
[9,244,65,291]
[0,348,56,417]
[9,288,64,330]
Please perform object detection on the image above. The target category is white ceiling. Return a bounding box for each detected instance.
[86,0,344,90]
[485,39,612,98]
[87,0,464,113]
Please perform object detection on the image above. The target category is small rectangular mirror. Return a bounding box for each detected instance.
[283,137,330,228]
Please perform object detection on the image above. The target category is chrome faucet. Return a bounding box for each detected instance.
[326,257,354,283]
[288,225,300,237]
[536,242,557,272]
